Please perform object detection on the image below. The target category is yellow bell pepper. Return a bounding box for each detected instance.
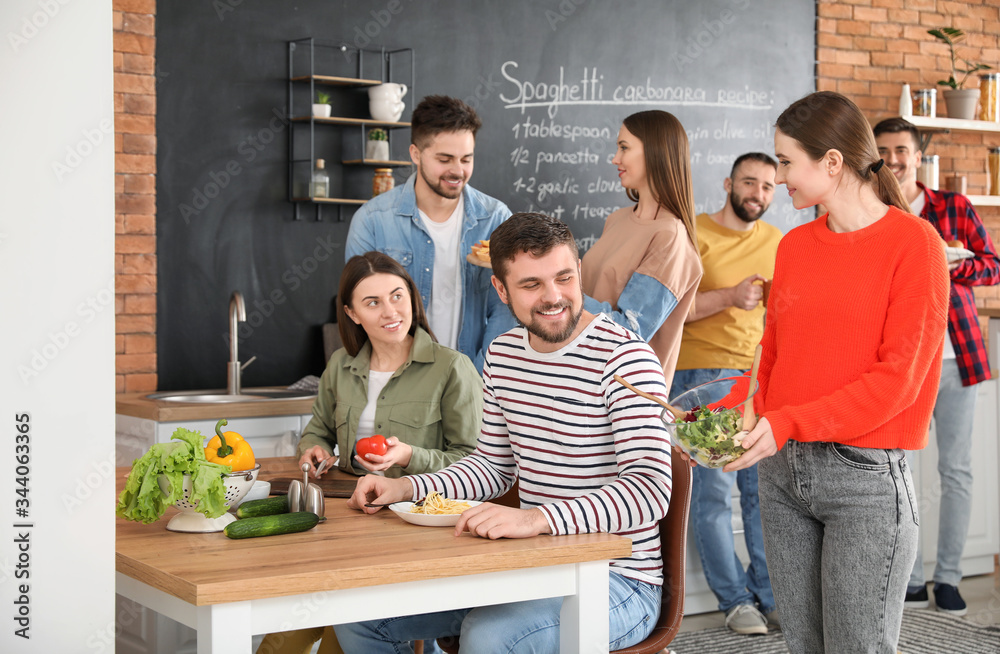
[205,418,256,471]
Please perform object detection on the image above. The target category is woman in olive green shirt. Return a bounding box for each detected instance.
[297,251,482,478]
[268,254,480,653]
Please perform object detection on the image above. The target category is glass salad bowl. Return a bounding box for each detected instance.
[662,376,757,469]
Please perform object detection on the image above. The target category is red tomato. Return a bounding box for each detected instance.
[356,434,388,458]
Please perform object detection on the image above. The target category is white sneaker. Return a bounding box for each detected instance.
[725,604,768,635]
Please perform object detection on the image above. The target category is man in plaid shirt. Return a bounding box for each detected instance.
[875,117,1000,616]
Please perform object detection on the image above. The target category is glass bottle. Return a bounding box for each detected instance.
[310,159,329,198]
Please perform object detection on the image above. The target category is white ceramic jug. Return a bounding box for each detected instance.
[368,83,407,122]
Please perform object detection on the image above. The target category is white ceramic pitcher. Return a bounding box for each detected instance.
[368,83,407,122]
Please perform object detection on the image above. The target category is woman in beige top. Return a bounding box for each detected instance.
[581,110,703,388]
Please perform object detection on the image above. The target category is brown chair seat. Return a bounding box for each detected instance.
[437,449,692,653]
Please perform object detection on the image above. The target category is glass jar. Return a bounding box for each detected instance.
[988,147,1000,196]
[372,168,394,197]
[913,89,937,117]
[917,154,939,190]
[980,73,1000,122]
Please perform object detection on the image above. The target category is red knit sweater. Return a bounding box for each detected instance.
[758,206,950,450]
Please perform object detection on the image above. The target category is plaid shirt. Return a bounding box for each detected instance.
[918,182,1000,386]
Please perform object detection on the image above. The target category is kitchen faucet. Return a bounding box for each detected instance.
[227,291,254,394]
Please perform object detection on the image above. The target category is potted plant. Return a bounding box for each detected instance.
[365,127,389,161]
[312,90,332,118]
[928,27,992,119]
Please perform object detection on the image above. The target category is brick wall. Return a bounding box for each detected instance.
[817,0,1000,308]
[114,0,157,393]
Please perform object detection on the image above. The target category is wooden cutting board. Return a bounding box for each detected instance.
[267,477,359,498]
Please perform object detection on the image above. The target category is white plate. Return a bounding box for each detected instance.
[945,246,975,263]
[389,500,482,527]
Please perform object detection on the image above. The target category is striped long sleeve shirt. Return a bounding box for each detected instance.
[409,314,673,585]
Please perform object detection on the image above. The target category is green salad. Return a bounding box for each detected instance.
[116,428,232,524]
[673,405,747,467]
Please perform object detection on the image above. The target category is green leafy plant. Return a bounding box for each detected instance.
[315,90,331,104]
[928,27,992,90]
[367,128,388,141]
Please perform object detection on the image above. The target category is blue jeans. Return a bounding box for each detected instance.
[758,441,919,653]
[908,359,977,588]
[671,368,775,615]
[333,571,661,653]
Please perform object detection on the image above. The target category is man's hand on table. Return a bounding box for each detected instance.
[347,474,412,513]
[455,504,551,540]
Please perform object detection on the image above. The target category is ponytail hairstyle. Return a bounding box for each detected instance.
[775,91,910,212]
[621,110,698,246]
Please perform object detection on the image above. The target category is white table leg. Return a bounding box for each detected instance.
[560,561,609,654]
[196,601,252,654]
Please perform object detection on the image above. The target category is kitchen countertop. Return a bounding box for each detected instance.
[116,388,317,422]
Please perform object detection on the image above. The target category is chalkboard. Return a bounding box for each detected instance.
[156,0,815,391]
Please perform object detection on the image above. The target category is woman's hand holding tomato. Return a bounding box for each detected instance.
[354,434,413,472]
[356,435,388,458]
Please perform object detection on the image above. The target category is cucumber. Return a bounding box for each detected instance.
[224,512,320,539]
[236,496,289,519]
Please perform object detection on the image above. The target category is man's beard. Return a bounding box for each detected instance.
[729,190,769,223]
[421,167,465,200]
[508,299,584,345]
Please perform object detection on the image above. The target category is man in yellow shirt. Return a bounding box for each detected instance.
[673,152,782,635]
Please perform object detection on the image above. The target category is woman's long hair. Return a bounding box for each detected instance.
[622,110,698,246]
[775,91,909,212]
[337,251,434,356]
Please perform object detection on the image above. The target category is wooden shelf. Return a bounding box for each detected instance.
[293,116,411,128]
[342,159,412,167]
[904,115,1000,135]
[290,197,367,205]
[968,195,1000,207]
[290,74,382,87]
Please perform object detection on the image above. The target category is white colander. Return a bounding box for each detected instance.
[157,463,260,533]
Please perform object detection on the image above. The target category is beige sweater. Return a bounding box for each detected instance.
[581,205,702,388]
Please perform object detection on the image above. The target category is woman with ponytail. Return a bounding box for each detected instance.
[581,110,703,388]
[723,91,950,653]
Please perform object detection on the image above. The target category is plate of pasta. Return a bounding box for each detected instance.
[388,491,481,527]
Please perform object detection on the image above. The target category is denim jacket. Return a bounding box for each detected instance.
[345,174,515,371]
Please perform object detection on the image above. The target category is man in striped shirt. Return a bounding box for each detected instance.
[337,212,674,653]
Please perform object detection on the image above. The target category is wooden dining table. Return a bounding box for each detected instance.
[116,457,633,653]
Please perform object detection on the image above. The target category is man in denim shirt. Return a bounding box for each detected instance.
[346,96,513,371]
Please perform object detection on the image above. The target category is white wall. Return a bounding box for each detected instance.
[0,1,115,651]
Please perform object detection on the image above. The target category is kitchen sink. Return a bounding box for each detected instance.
[146,389,317,403]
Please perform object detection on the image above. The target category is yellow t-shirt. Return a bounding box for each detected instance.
[676,213,782,371]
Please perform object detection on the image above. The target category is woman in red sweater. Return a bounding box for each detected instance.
[726,92,950,653]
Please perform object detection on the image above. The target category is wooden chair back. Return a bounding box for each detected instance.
[437,451,692,654]
[611,449,692,653]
